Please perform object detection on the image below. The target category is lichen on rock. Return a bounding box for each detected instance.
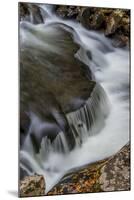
[99,144,130,191]
[47,144,130,195]
[19,174,46,197]
[56,6,130,47]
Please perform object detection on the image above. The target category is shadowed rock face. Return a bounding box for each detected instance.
[19,3,44,24]
[20,22,96,151]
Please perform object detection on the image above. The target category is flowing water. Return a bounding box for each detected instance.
[20,5,130,192]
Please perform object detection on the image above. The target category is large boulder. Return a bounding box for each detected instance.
[99,143,130,191]
[80,7,105,30]
[20,22,95,152]
[19,144,130,196]
[48,144,130,195]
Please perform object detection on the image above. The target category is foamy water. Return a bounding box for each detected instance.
[20,5,129,192]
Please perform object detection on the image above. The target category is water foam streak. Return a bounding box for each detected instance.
[20,4,129,192]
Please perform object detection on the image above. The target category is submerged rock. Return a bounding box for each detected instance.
[20,22,95,116]
[20,22,95,152]
[112,34,129,48]
[20,174,45,197]
[47,144,130,195]
[20,111,31,147]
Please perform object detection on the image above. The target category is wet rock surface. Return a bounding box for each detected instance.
[19,2,44,24]
[55,6,82,19]
[20,23,95,116]
[79,7,106,31]
[19,4,130,195]
[99,144,130,191]
[20,174,46,197]
[56,6,130,47]
[19,144,130,196]
[19,4,130,47]
[20,111,31,147]
[47,144,130,195]
[20,22,95,152]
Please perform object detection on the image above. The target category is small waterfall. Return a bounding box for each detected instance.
[21,83,110,157]
[39,4,55,19]
[19,3,129,193]
[66,83,110,146]
[22,113,70,155]
[40,131,70,155]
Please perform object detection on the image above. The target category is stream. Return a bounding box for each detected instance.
[19,4,130,193]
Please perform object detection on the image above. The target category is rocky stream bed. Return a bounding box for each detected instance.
[19,3,130,197]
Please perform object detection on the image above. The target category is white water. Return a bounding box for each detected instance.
[20,5,129,192]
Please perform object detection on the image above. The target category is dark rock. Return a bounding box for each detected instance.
[112,35,129,48]
[20,22,95,152]
[19,3,44,24]
[20,111,30,134]
[104,9,130,47]
[20,167,29,181]
[56,6,81,19]
[105,10,123,36]
[80,8,105,30]
[19,3,30,22]
[20,174,46,197]
[20,111,31,147]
